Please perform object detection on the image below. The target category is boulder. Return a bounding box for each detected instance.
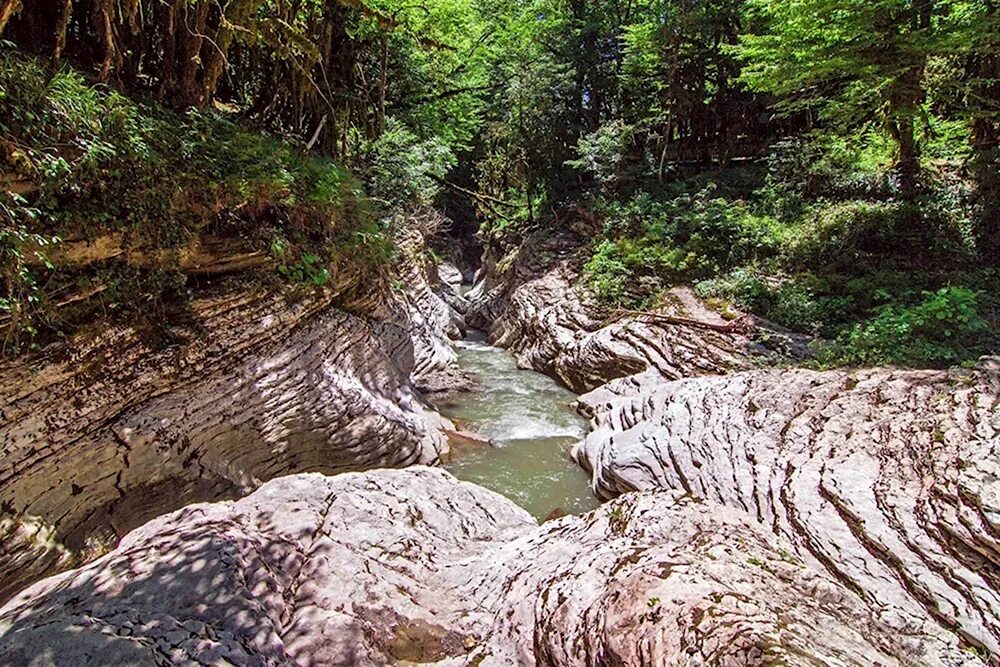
[0,468,980,666]
[574,364,1000,658]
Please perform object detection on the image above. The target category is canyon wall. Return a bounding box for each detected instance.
[0,227,461,603]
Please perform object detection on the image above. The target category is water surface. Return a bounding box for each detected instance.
[440,331,599,520]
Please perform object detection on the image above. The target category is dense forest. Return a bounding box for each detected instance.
[1,0,998,365]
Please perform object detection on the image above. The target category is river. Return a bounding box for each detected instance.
[440,330,600,521]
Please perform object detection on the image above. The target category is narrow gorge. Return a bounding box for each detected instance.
[2,216,998,665]
[1,0,999,664]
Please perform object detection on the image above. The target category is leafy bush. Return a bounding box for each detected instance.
[785,201,905,272]
[363,118,456,213]
[566,120,637,188]
[696,269,823,333]
[584,188,783,306]
[816,287,988,366]
[584,240,634,303]
[759,133,892,218]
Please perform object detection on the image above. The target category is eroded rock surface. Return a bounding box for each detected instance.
[0,468,980,666]
[491,266,777,393]
[467,225,803,393]
[0,227,464,603]
[574,363,1000,658]
[392,228,466,389]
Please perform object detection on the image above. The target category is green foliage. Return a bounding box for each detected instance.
[583,240,635,304]
[816,287,988,366]
[759,134,893,218]
[0,192,60,351]
[565,120,637,188]
[363,118,456,212]
[584,188,783,307]
[0,52,385,351]
[786,201,907,271]
[696,270,825,333]
[0,53,372,239]
[277,253,331,287]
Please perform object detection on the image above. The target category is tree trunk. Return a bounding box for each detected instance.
[174,0,210,108]
[884,0,933,200]
[96,0,114,82]
[889,98,920,197]
[201,0,266,105]
[376,34,388,136]
[0,0,21,37]
[52,0,73,63]
[971,0,999,258]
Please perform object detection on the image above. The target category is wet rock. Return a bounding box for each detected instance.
[574,364,1000,658]
[444,429,493,448]
[0,468,979,666]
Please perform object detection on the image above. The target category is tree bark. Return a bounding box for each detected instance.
[175,0,210,108]
[0,0,21,37]
[971,0,1000,258]
[52,0,73,63]
[885,0,933,200]
[201,0,266,105]
[96,0,115,82]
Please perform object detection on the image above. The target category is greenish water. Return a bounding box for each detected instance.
[440,331,600,520]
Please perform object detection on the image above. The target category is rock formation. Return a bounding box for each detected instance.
[467,225,804,393]
[0,468,981,666]
[574,362,1000,659]
[0,227,464,604]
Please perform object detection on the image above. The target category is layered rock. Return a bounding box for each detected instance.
[0,468,980,666]
[491,265,784,393]
[0,227,464,603]
[574,362,1000,658]
[468,223,800,392]
[388,227,468,393]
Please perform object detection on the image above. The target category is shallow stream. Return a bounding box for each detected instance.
[440,331,600,520]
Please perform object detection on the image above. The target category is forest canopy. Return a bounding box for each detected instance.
[0,0,998,364]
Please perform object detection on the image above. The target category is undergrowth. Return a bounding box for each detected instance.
[578,132,998,368]
[0,52,392,354]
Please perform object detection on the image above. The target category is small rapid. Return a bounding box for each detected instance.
[440,330,599,520]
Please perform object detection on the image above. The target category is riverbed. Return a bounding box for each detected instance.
[440,331,600,520]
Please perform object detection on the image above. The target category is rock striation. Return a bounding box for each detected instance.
[0,468,982,666]
[467,225,802,393]
[490,265,777,393]
[574,362,1000,658]
[0,228,463,604]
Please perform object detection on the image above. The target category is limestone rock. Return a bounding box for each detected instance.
[574,364,1000,658]
[486,264,789,393]
[392,228,466,388]
[0,468,980,666]
[467,227,801,393]
[0,225,464,603]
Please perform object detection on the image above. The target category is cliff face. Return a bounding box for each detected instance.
[0,468,980,666]
[469,226,1000,660]
[0,227,462,604]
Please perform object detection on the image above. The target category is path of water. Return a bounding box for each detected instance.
[440,331,600,520]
